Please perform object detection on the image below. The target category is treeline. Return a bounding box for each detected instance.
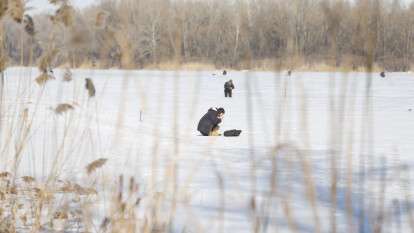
[1,0,414,71]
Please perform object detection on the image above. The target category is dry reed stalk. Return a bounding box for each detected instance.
[142,71,165,196]
[0,6,6,88]
[128,176,139,195]
[63,68,72,81]
[118,175,123,201]
[114,28,134,69]
[243,71,261,233]
[85,158,107,175]
[105,175,142,232]
[0,53,6,72]
[328,76,338,233]
[215,169,225,233]
[280,154,299,233]
[38,49,58,73]
[296,79,321,233]
[0,177,100,232]
[344,77,358,232]
[165,72,181,232]
[112,75,129,147]
[98,26,117,68]
[262,144,281,230]
[372,158,388,233]
[100,217,110,231]
[271,70,318,232]
[401,170,414,232]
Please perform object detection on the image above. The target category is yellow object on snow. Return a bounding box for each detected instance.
[209,129,221,136]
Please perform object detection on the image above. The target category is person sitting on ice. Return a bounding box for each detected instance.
[197,107,225,136]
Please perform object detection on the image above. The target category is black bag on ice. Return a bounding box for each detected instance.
[223,129,242,137]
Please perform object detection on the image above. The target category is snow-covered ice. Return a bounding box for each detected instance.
[1,67,413,232]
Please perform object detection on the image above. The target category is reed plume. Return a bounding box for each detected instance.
[35,72,55,85]
[86,158,107,174]
[54,103,74,114]
[48,0,63,5]
[85,78,96,97]
[21,176,35,183]
[0,171,10,178]
[63,67,72,81]
[23,14,35,36]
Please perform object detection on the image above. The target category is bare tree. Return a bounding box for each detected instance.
[1,0,413,70]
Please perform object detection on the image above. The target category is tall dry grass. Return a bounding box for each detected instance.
[0,0,413,233]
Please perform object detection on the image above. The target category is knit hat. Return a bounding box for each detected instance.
[217,107,225,114]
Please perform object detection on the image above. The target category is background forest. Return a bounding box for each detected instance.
[0,0,413,71]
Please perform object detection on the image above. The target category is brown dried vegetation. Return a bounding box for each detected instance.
[86,158,107,174]
[54,103,74,114]
[8,0,24,23]
[35,72,55,85]
[63,67,72,81]
[0,0,8,19]
[23,14,35,36]
[50,3,74,27]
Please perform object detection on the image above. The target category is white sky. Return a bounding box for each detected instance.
[28,0,97,13]
[28,0,414,14]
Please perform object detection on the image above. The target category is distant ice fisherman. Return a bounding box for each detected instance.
[224,80,235,97]
[197,107,225,136]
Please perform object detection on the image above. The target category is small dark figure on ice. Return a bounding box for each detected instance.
[223,70,227,75]
[380,71,386,78]
[197,107,225,136]
[224,79,235,97]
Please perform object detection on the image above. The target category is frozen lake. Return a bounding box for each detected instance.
[1,67,413,232]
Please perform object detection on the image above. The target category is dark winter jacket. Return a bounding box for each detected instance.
[197,108,222,135]
[224,81,235,90]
